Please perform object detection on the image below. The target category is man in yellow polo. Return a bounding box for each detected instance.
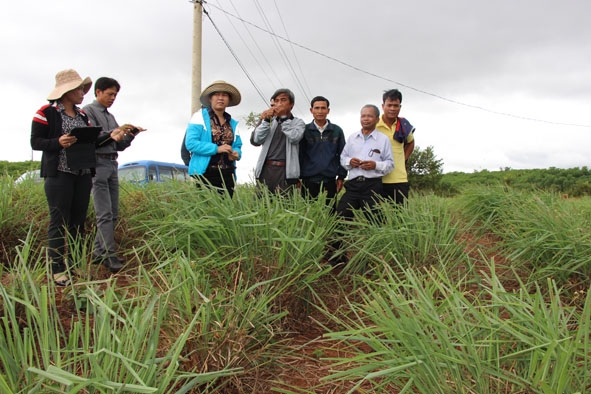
[376,89,415,205]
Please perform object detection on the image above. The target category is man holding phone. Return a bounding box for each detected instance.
[83,77,145,272]
[336,104,393,220]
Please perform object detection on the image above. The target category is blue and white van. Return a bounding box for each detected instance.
[118,160,189,184]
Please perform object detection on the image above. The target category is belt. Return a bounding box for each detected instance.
[96,153,118,160]
[349,176,379,182]
[265,160,286,167]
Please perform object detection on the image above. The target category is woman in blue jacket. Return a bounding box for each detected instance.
[184,80,242,197]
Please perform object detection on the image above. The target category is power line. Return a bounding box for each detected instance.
[205,3,591,129]
[272,0,312,103]
[201,6,269,105]
[224,0,284,89]
[250,0,309,112]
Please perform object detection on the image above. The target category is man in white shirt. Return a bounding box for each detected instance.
[336,104,394,220]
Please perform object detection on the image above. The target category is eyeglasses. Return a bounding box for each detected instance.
[368,148,381,157]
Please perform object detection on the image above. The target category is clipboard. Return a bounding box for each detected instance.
[66,127,102,170]
[68,126,102,143]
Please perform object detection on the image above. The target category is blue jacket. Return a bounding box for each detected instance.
[393,117,415,143]
[299,120,347,181]
[184,108,242,176]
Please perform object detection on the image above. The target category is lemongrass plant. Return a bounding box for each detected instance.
[322,260,590,393]
[3,178,590,392]
[0,233,240,392]
[498,193,591,284]
[333,194,468,274]
[125,183,336,299]
[457,186,591,286]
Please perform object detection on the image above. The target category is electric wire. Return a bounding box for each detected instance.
[211,0,279,87]
[225,0,284,89]
[272,0,312,103]
[202,6,269,105]
[250,0,309,113]
[205,2,591,129]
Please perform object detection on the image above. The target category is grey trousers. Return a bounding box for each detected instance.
[92,158,120,258]
[257,164,291,194]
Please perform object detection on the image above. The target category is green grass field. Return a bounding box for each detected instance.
[1,178,590,393]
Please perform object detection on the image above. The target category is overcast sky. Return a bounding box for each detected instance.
[2,0,590,182]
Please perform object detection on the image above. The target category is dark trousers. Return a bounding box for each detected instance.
[196,167,235,198]
[301,178,338,212]
[328,177,382,266]
[336,177,383,220]
[382,182,410,205]
[44,171,92,274]
[301,178,337,200]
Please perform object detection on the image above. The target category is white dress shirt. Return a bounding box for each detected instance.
[340,129,394,180]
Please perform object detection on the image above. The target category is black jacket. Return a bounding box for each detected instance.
[31,103,104,177]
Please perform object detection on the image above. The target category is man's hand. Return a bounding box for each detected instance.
[273,101,290,117]
[349,158,362,168]
[261,107,275,121]
[110,127,126,142]
[359,160,376,170]
[128,126,146,136]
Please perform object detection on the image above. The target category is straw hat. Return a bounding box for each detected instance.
[47,69,92,101]
[200,80,241,107]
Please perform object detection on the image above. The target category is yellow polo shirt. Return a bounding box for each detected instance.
[376,117,414,184]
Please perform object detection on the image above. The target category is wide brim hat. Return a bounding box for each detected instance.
[47,69,92,101]
[200,80,241,107]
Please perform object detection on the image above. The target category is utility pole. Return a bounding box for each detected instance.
[191,1,203,115]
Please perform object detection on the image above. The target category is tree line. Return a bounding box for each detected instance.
[4,149,591,197]
[406,147,591,197]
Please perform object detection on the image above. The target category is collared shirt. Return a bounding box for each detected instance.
[314,120,328,134]
[376,116,415,183]
[340,129,394,180]
[84,100,119,132]
[83,100,119,154]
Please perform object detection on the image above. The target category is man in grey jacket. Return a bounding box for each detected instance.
[83,77,145,272]
[251,88,305,194]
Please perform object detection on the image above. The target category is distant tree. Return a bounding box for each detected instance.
[442,166,591,197]
[244,111,262,129]
[406,146,444,192]
[0,161,40,179]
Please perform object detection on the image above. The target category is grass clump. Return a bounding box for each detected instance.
[323,262,591,393]
[1,177,591,392]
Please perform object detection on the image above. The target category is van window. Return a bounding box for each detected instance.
[119,166,147,183]
[148,165,157,182]
[119,161,189,184]
[159,166,174,182]
[173,167,189,181]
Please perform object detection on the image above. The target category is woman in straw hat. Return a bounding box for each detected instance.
[183,80,242,197]
[30,69,120,286]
